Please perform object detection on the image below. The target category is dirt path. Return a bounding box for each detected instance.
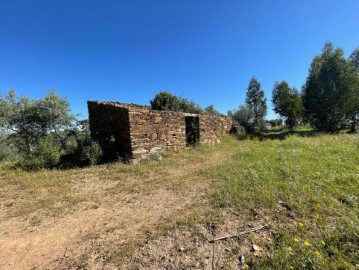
[0,152,224,270]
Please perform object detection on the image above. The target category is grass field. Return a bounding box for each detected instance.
[208,133,358,269]
[0,132,358,269]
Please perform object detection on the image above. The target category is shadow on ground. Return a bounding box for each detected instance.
[259,129,319,140]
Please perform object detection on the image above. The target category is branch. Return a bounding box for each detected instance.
[209,223,270,243]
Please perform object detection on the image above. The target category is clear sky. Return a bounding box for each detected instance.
[1,0,358,119]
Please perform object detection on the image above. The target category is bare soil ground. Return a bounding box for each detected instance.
[1,148,244,270]
[3,134,356,269]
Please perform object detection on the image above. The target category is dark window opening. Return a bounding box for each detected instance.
[185,116,199,146]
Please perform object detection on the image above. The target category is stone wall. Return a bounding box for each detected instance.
[199,115,227,144]
[87,101,232,162]
[128,107,187,159]
[88,101,132,160]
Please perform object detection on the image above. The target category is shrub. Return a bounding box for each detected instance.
[21,136,62,170]
[79,141,103,166]
[0,135,18,161]
[59,129,103,168]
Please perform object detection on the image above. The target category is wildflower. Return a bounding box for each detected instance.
[298,222,304,227]
[294,237,299,242]
[315,251,320,256]
[243,263,249,269]
[304,241,311,247]
[288,246,293,252]
[321,240,325,245]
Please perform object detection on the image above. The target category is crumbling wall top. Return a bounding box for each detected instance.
[88,101,228,118]
[88,100,150,111]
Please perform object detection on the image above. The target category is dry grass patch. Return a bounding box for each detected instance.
[1,133,357,269]
[0,137,237,269]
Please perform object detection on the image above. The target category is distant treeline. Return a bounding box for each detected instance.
[229,42,358,133]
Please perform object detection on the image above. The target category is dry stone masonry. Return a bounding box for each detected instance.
[88,101,232,162]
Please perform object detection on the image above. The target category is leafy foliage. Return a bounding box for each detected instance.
[231,104,255,133]
[21,135,62,170]
[302,42,359,131]
[150,91,219,115]
[204,105,223,116]
[267,118,283,128]
[0,90,74,152]
[64,127,103,167]
[0,131,18,161]
[0,90,102,169]
[348,47,359,132]
[150,91,180,111]
[272,81,303,129]
[349,47,359,71]
[177,97,203,114]
[245,77,267,129]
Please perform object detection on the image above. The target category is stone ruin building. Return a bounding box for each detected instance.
[87,101,232,162]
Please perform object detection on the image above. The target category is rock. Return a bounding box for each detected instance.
[240,255,245,263]
[132,149,149,159]
[251,244,262,252]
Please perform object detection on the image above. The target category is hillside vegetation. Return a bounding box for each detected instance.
[0,133,358,269]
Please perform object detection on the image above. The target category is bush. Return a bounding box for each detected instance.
[230,125,247,140]
[150,91,204,114]
[0,135,18,161]
[17,129,103,170]
[79,141,103,166]
[21,136,62,170]
[0,90,105,170]
[59,129,103,168]
[231,104,255,133]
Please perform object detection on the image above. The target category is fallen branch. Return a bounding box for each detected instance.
[209,223,270,243]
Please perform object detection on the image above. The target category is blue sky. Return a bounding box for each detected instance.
[1,0,358,119]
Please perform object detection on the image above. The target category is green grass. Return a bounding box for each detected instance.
[0,168,84,216]
[205,134,359,269]
[0,132,358,269]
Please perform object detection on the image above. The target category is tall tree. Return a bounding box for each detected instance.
[245,77,267,129]
[348,47,359,132]
[349,47,359,71]
[302,42,359,131]
[272,81,303,129]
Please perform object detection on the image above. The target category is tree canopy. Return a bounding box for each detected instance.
[150,91,221,115]
[0,90,74,152]
[272,81,303,129]
[204,105,223,116]
[150,91,180,111]
[245,77,267,129]
[230,104,255,133]
[302,42,359,131]
[349,47,359,71]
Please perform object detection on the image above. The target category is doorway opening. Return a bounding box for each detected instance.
[185,116,199,146]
